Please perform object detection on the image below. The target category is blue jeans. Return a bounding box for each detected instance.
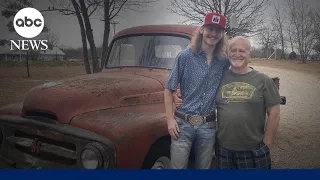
[170,115,216,169]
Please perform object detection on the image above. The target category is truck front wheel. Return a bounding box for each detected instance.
[142,137,171,169]
[151,156,171,169]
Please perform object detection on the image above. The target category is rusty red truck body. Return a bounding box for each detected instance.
[0,25,286,169]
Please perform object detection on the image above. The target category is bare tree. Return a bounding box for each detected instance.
[168,0,270,37]
[100,0,156,70]
[311,11,320,60]
[258,25,277,59]
[272,1,287,59]
[315,12,320,39]
[287,0,318,63]
[70,0,91,74]
[42,32,60,49]
[46,0,102,73]
[286,20,295,54]
[47,0,156,72]
[78,0,100,72]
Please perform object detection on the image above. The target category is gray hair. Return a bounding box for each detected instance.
[228,36,252,51]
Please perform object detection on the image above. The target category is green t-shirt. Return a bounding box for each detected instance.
[215,69,282,151]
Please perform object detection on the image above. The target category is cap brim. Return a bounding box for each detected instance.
[202,23,226,30]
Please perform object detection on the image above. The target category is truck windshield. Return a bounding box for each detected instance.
[105,35,190,69]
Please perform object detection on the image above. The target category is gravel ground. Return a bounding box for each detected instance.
[250,66,320,169]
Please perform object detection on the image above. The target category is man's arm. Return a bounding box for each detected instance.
[264,103,280,148]
[164,89,175,121]
[163,52,183,140]
[262,73,282,148]
[164,89,180,140]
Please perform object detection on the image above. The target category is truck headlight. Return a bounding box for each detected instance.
[80,143,109,169]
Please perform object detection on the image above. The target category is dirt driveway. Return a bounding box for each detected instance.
[251,65,320,168]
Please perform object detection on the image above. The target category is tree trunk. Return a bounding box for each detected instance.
[79,0,99,73]
[281,37,285,59]
[299,45,305,63]
[280,26,285,59]
[289,35,294,54]
[71,0,91,74]
[265,44,269,59]
[26,51,30,78]
[100,0,110,70]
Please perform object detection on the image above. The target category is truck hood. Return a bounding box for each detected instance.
[22,70,168,124]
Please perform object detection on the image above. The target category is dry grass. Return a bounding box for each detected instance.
[1,59,320,107]
[249,59,320,74]
[0,66,87,107]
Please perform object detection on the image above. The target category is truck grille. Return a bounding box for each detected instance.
[0,115,116,169]
[7,130,78,165]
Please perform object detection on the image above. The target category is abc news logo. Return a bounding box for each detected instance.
[10,7,48,51]
[16,16,42,27]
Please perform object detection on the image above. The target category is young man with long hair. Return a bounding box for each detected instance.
[164,12,230,169]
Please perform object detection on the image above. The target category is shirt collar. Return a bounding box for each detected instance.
[196,47,205,56]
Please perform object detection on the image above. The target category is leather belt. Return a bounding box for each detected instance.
[174,111,216,126]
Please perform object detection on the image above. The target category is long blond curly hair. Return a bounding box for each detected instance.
[190,26,228,60]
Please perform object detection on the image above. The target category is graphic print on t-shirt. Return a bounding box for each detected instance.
[221,82,256,103]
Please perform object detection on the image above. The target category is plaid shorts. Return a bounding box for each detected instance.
[215,140,271,169]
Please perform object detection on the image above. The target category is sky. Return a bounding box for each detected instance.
[0,0,187,49]
[0,0,319,50]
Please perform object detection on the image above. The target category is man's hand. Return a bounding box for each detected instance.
[263,139,272,149]
[167,119,180,140]
[173,89,183,107]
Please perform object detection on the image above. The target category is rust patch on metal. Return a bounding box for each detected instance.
[21,71,167,124]
[71,103,168,168]
[71,103,168,145]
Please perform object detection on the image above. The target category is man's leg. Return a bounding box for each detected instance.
[232,141,271,169]
[215,141,271,169]
[215,140,233,169]
[193,121,215,169]
[170,116,194,169]
[251,141,272,169]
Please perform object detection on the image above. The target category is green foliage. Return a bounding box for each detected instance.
[1,0,34,33]
[2,9,17,18]
[0,39,9,46]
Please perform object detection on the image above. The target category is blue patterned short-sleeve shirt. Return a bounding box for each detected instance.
[165,47,230,116]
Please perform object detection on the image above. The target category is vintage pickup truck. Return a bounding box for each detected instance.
[0,24,286,169]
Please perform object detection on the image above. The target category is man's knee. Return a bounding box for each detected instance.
[170,139,192,169]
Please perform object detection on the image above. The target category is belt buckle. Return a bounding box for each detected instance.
[189,115,204,126]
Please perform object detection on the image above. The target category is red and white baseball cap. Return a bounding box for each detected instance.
[203,12,226,30]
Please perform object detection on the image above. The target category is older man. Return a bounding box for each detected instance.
[174,36,281,169]
[214,36,281,169]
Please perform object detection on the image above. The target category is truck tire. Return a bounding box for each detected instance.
[142,138,171,169]
[151,156,172,169]
[0,128,2,148]
[142,137,196,169]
